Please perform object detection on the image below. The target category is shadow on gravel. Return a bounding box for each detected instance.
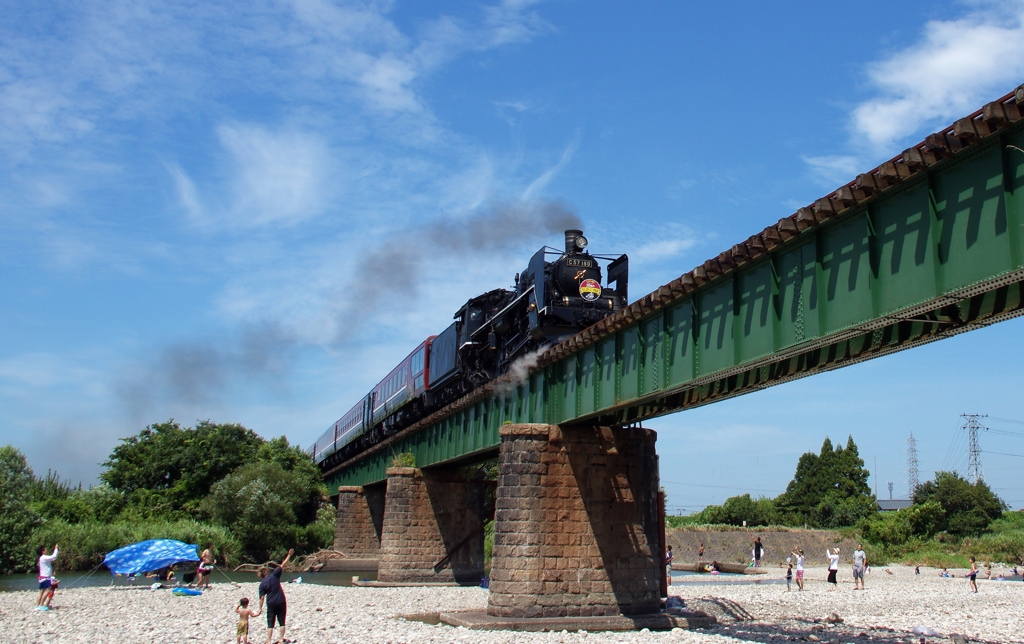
[688,597,997,644]
[690,597,754,621]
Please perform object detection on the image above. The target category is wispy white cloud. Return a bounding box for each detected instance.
[495,100,531,112]
[0,352,103,393]
[522,131,580,201]
[801,1,1024,189]
[0,1,569,480]
[165,162,203,222]
[802,154,862,189]
[216,124,334,228]
[851,1,1024,151]
[632,236,700,264]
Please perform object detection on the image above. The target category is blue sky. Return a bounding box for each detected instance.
[4,0,1024,511]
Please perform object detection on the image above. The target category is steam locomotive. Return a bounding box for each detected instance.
[308,229,628,470]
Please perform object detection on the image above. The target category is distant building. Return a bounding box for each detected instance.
[876,499,913,512]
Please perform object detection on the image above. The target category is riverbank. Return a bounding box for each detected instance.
[2,565,1018,643]
[667,527,859,568]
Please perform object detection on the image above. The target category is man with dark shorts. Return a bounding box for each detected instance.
[257,548,294,644]
[36,544,59,611]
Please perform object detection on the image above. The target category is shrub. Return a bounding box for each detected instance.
[203,461,321,560]
[391,453,415,468]
[300,504,337,552]
[28,519,243,571]
[0,446,41,572]
[694,494,778,527]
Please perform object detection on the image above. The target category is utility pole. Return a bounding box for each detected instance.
[961,414,988,484]
[907,432,919,497]
[887,481,893,500]
[873,456,877,497]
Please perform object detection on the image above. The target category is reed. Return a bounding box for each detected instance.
[29,519,243,572]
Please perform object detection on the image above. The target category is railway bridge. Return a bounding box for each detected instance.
[325,85,1024,619]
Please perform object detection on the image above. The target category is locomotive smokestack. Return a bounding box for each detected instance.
[564,229,582,254]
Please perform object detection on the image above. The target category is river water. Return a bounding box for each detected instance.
[1,569,780,593]
[0,569,378,593]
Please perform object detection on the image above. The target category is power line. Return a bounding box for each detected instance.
[962,413,988,484]
[941,418,969,473]
[982,450,1024,459]
[989,416,1024,426]
[985,428,1024,439]
[660,480,783,494]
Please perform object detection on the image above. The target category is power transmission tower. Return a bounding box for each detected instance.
[961,414,988,484]
[906,432,919,497]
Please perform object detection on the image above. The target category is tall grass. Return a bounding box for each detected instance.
[29,519,244,572]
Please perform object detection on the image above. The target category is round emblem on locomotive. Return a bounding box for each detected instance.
[578,278,602,302]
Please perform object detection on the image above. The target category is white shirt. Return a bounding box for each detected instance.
[827,551,839,571]
[795,555,804,571]
[38,548,59,580]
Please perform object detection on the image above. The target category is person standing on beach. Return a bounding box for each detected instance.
[785,564,793,591]
[36,544,59,611]
[967,557,979,593]
[753,537,764,567]
[852,544,867,590]
[257,548,294,644]
[792,549,805,591]
[698,542,705,561]
[197,543,215,589]
[826,548,840,591]
[665,545,674,585]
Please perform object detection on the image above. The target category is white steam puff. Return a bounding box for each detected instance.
[494,347,546,396]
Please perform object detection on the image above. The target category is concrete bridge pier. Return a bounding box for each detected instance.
[334,484,385,558]
[376,466,487,583]
[487,423,662,618]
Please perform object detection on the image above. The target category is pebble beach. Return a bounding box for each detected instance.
[2,566,1021,643]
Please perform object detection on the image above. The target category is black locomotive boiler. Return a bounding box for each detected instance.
[309,229,628,469]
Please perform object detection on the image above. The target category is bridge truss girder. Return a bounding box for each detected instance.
[326,111,1024,490]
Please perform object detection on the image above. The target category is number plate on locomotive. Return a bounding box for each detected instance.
[566,258,594,268]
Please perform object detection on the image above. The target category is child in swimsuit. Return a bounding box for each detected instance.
[235,597,260,644]
[967,557,978,593]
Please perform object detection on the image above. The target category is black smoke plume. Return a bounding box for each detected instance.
[337,198,582,342]
[116,322,295,421]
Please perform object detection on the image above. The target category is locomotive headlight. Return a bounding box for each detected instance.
[574,235,588,250]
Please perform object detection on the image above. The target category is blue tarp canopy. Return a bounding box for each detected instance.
[103,539,200,576]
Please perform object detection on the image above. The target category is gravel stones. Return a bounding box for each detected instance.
[1,565,1018,643]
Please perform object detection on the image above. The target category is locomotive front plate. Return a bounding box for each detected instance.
[566,258,595,268]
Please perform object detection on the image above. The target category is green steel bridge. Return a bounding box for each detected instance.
[325,86,1024,490]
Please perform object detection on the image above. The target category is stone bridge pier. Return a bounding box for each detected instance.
[331,422,662,617]
[334,484,386,559]
[376,466,488,584]
[487,423,662,618]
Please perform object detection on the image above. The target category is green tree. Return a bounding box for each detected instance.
[203,460,324,560]
[776,436,874,527]
[912,471,1006,537]
[101,420,263,513]
[254,437,324,524]
[0,446,41,572]
[696,494,777,526]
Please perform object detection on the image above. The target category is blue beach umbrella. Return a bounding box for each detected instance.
[102,539,200,576]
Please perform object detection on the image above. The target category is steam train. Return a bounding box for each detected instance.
[307,230,628,470]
